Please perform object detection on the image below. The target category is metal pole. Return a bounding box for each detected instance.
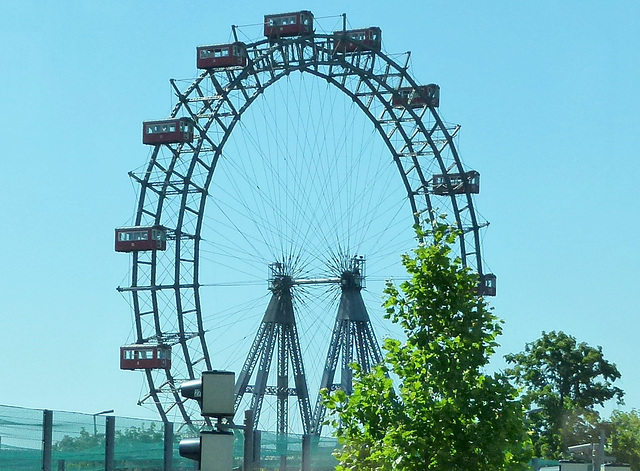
[164,422,174,471]
[594,429,605,471]
[105,416,115,471]
[301,435,311,471]
[243,410,254,471]
[42,410,53,471]
[253,431,261,469]
[93,410,114,435]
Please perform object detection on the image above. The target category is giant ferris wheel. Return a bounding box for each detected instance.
[117,11,495,436]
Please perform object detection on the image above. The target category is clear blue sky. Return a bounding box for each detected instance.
[1,1,638,422]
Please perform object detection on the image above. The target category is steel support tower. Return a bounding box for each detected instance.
[233,257,384,436]
[311,257,384,435]
[234,264,313,435]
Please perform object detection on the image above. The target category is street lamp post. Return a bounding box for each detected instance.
[93,410,114,435]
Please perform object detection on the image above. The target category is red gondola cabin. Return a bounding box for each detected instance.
[264,11,314,39]
[143,118,194,145]
[392,84,440,109]
[120,345,171,370]
[115,225,167,252]
[197,42,247,69]
[333,27,382,53]
[479,274,497,297]
[431,171,480,195]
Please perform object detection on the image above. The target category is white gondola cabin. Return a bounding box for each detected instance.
[142,118,194,145]
[197,42,247,69]
[392,84,440,109]
[431,171,480,195]
[120,345,171,370]
[479,274,497,297]
[264,11,314,39]
[115,225,167,252]
[333,27,382,53]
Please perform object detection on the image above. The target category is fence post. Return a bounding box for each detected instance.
[105,416,115,471]
[301,435,311,471]
[42,410,53,471]
[253,430,261,470]
[164,422,173,471]
[243,410,254,471]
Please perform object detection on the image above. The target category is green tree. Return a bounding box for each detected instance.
[505,330,624,459]
[324,221,531,470]
[54,427,104,452]
[54,423,165,452]
[53,423,166,470]
[609,409,640,470]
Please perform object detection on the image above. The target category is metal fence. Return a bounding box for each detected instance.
[0,404,338,470]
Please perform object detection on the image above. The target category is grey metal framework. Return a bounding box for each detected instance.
[119,30,489,431]
[234,263,313,435]
[310,256,384,435]
[232,257,383,436]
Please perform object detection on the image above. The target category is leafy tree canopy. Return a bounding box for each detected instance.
[54,428,104,452]
[505,330,624,458]
[324,221,531,471]
[608,409,640,470]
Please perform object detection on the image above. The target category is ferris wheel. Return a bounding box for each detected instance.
[117,11,495,435]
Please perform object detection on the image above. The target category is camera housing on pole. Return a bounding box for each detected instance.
[179,371,236,471]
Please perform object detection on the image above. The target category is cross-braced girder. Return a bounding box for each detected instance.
[234,275,312,434]
[310,265,383,435]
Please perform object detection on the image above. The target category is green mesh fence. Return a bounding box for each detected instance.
[253,432,338,470]
[0,405,339,470]
[50,411,169,470]
[0,405,43,471]
[51,409,108,470]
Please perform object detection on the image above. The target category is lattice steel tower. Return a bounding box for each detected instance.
[233,257,384,436]
[233,262,313,434]
[311,256,383,435]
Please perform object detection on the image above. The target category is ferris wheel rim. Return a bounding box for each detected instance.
[127,32,487,428]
